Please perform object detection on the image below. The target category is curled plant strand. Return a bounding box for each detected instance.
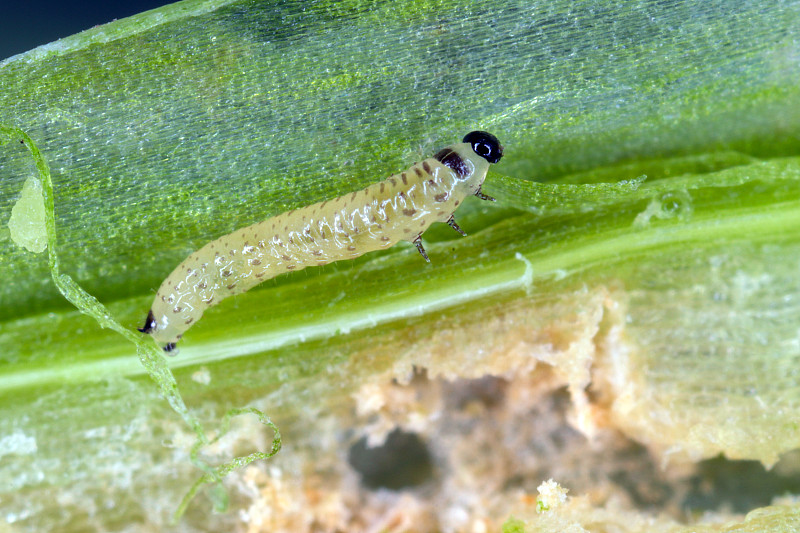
[1,124,281,520]
[173,408,282,522]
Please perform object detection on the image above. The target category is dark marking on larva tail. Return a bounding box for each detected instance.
[164,342,177,353]
[138,309,156,334]
[433,148,469,177]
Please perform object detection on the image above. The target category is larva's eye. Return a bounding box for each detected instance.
[463,131,503,164]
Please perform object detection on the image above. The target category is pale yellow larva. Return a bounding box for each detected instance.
[139,131,503,352]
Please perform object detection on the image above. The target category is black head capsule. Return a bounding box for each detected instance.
[463,131,503,164]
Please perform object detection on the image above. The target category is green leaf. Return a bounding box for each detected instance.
[2,0,800,530]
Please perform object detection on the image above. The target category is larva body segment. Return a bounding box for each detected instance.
[140,131,503,351]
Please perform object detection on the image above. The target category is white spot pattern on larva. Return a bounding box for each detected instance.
[140,132,503,351]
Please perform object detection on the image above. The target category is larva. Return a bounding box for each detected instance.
[139,131,503,352]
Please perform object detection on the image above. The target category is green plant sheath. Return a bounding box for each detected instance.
[1,0,800,530]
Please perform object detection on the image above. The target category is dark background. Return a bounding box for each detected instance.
[2,0,174,61]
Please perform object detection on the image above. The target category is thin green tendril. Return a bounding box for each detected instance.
[174,408,282,522]
[1,124,281,521]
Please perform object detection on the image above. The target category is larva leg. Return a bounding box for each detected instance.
[413,236,430,262]
[446,216,467,237]
[475,185,496,202]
